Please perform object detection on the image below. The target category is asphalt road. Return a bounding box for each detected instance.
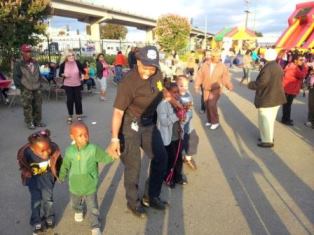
[0,68,313,235]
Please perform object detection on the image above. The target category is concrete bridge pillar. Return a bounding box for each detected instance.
[145,29,154,44]
[90,22,102,53]
[189,36,196,51]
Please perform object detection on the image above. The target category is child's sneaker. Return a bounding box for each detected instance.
[304,121,314,128]
[74,212,83,222]
[46,219,54,229]
[91,227,102,235]
[67,116,73,125]
[32,223,42,235]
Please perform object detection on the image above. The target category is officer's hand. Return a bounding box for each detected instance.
[107,142,121,159]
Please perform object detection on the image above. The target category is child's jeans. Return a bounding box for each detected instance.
[71,193,100,229]
[28,183,54,226]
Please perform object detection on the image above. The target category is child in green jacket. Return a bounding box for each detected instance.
[59,122,115,235]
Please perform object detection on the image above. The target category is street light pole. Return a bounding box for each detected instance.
[244,10,250,29]
[244,0,250,29]
[47,19,51,62]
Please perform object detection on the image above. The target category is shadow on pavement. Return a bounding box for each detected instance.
[98,162,124,232]
[195,115,290,233]
[213,95,313,233]
[235,81,314,147]
[143,150,185,235]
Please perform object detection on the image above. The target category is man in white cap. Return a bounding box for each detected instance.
[248,48,287,148]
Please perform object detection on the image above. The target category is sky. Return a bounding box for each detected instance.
[50,0,310,40]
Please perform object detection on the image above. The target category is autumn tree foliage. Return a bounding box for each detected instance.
[100,23,128,40]
[154,14,191,53]
[0,0,50,71]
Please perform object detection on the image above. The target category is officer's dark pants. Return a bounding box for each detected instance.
[120,117,168,208]
[21,89,42,124]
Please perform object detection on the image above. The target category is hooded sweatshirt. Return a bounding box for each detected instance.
[59,143,113,196]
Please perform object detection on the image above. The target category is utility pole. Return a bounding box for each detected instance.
[204,16,207,50]
[253,0,257,31]
[47,19,51,62]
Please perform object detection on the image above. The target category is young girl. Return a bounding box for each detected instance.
[157,82,186,188]
[176,75,199,170]
[17,129,62,235]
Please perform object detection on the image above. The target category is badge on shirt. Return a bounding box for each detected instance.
[131,121,139,132]
[157,81,163,91]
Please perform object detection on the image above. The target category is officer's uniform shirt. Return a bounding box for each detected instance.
[114,67,164,119]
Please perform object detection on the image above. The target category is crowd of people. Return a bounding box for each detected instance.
[3,42,312,235]
[15,45,201,235]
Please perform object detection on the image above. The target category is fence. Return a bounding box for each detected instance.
[0,39,149,71]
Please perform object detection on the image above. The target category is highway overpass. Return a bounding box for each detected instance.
[50,0,212,51]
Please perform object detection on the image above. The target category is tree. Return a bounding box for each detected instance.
[100,23,127,40]
[154,14,191,53]
[0,0,50,71]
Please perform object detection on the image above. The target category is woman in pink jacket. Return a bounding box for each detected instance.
[281,54,308,126]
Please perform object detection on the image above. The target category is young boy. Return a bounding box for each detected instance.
[176,75,199,170]
[17,129,62,235]
[59,122,115,235]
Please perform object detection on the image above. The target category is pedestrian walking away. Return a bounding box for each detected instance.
[113,51,127,84]
[240,50,253,84]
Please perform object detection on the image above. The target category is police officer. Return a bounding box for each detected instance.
[13,44,46,129]
[107,46,178,217]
